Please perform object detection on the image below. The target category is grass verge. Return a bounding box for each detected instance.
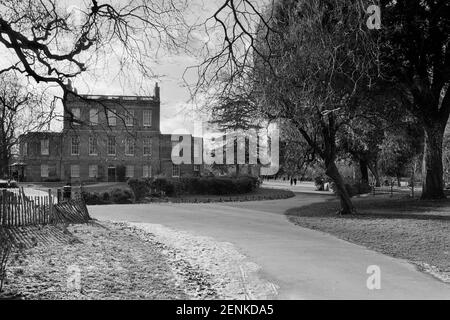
[286,196,450,282]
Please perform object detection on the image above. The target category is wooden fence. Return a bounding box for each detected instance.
[0,188,90,227]
[53,199,91,224]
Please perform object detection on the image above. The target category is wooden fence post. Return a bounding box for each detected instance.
[48,189,53,224]
[1,190,6,226]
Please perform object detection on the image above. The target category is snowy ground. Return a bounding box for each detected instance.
[2,221,276,300]
[127,222,278,300]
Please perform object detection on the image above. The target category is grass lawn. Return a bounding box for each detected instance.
[286,196,450,282]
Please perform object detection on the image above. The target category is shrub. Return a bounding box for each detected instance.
[314,176,325,191]
[163,180,177,196]
[128,178,152,201]
[110,188,134,204]
[153,178,174,196]
[82,191,104,205]
[234,176,259,194]
[102,192,111,202]
[150,175,260,197]
[82,188,135,205]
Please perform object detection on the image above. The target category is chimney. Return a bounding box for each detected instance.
[67,79,78,94]
[155,82,160,101]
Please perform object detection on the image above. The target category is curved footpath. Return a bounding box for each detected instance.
[89,188,450,299]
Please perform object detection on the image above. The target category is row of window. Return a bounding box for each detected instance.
[70,108,153,127]
[23,137,154,157]
[25,137,203,158]
[40,164,154,179]
[71,136,153,156]
[40,164,200,178]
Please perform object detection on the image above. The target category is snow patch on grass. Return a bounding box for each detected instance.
[126,222,278,300]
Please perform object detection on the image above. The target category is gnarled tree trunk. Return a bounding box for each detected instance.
[325,160,354,215]
[421,123,446,199]
[368,162,381,187]
[359,159,369,184]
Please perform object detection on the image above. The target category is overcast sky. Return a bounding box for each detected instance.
[0,0,227,135]
[67,0,221,135]
[0,0,270,135]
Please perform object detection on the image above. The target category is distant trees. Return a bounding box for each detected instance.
[338,110,385,187]
[379,122,424,186]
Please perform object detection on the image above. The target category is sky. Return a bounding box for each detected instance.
[0,0,230,135]
[66,0,222,135]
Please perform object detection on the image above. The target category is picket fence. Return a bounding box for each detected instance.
[0,188,90,227]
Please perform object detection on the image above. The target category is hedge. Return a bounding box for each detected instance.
[127,175,260,199]
[82,188,134,205]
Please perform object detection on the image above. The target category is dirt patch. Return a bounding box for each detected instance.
[286,197,450,283]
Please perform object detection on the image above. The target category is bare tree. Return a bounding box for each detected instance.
[0,0,193,109]
[0,73,51,177]
[196,0,381,214]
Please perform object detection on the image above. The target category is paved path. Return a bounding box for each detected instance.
[89,192,450,299]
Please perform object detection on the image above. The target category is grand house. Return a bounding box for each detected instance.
[16,84,203,182]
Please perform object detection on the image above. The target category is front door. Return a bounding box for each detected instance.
[108,166,116,182]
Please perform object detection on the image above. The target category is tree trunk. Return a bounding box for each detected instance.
[325,161,355,215]
[397,175,401,187]
[0,149,9,178]
[368,162,381,187]
[359,159,369,184]
[421,124,446,199]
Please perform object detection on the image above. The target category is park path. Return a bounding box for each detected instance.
[89,190,450,299]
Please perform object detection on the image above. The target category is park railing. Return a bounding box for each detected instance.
[371,184,420,197]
